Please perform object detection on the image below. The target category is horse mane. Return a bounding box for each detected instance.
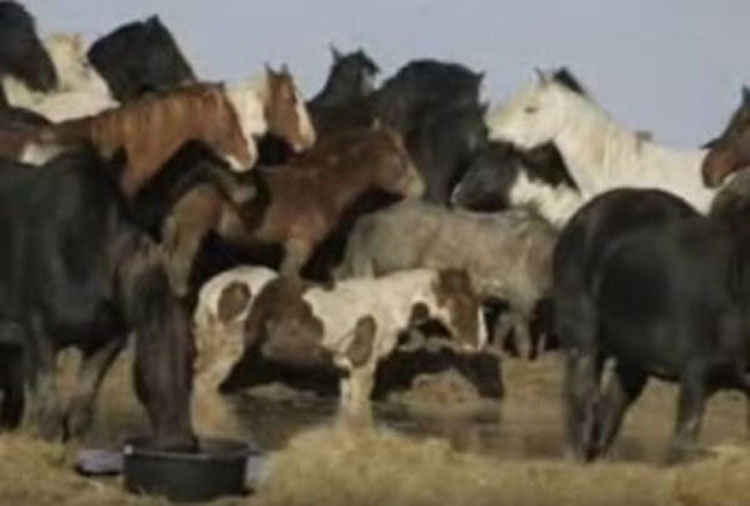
[551,68,589,98]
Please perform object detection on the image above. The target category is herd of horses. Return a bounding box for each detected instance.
[0,1,749,466]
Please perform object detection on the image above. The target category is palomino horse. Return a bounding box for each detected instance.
[702,87,750,187]
[25,82,256,197]
[486,68,715,219]
[161,126,424,296]
[0,1,56,93]
[3,33,117,121]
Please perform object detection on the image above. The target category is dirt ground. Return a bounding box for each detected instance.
[1,346,749,506]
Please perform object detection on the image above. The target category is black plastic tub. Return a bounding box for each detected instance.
[123,436,254,503]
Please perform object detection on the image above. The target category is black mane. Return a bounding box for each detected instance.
[552,68,587,97]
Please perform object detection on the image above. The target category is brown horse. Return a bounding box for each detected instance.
[24,83,254,198]
[162,126,424,295]
[703,87,750,187]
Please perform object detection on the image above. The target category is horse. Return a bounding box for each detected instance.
[307,46,380,136]
[3,33,117,121]
[23,83,256,198]
[372,59,484,136]
[451,141,581,227]
[0,147,195,448]
[159,126,424,296]
[702,86,750,187]
[335,200,557,358]
[553,187,750,463]
[405,99,489,204]
[486,68,715,215]
[87,15,197,103]
[219,268,487,417]
[0,2,56,93]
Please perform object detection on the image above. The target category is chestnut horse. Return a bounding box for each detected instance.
[161,126,424,295]
[702,87,750,187]
[21,83,255,197]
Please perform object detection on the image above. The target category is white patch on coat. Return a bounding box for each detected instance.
[293,87,316,151]
[508,171,585,227]
[2,33,117,121]
[20,141,67,165]
[225,76,267,169]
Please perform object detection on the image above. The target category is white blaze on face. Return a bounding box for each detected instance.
[225,80,266,171]
[20,141,66,165]
[485,79,553,150]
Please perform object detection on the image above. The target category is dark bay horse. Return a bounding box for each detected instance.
[703,86,750,187]
[307,47,380,136]
[87,15,197,102]
[554,187,750,463]
[160,126,424,296]
[0,147,195,448]
[0,2,57,92]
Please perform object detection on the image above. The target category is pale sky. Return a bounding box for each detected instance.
[31,0,750,148]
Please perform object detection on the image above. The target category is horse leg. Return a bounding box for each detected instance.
[65,337,126,440]
[0,346,25,429]
[664,363,709,464]
[563,349,602,461]
[280,237,313,276]
[27,316,63,440]
[161,186,221,296]
[338,317,377,423]
[511,313,533,360]
[593,362,648,458]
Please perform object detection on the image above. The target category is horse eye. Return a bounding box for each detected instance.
[525,105,539,114]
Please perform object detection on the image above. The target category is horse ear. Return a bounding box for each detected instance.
[474,71,485,83]
[281,63,289,74]
[330,44,342,62]
[264,63,276,77]
[534,67,548,84]
[742,85,750,103]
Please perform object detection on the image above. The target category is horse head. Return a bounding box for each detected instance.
[0,2,57,91]
[486,67,588,150]
[702,86,750,187]
[263,64,316,152]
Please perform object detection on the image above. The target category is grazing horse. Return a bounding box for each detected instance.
[0,2,57,92]
[87,15,196,102]
[160,126,424,296]
[3,33,117,121]
[406,100,489,204]
[220,269,487,416]
[335,200,557,358]
[0,148,195,448]
[25,83,256,197]
[702,87,750,187]
[372,59,484,136]
[552,187,750,463]
[307,46,380,136]
[486,68,715,215]
[451,141,581,227]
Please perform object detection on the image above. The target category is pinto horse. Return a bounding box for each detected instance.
[3,33,116,121]
[87,15,196,102]
[0,147,195,448]
[554,187,750,463]
[160,126,424,296]
[0,2,57,93]
[486,68,715,217]
[24,82,256,197]
[702,87,750,187]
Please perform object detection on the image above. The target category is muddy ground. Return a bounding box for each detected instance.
[1,344,749,505]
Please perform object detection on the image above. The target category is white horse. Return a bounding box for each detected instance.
[2,33,118,121]
[486,69,715,218]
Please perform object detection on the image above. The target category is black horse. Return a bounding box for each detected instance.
[308,46,379,109]
[371,59,484,136]
[451,141,576,215]
[0,148,195,449]
[88,15,196,102]
[0,1,57,92]
[405,99,488,204]
[554,187,750,463]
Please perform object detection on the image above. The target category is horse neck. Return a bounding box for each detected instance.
[310,69,358,107]
[323,152,378,210]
